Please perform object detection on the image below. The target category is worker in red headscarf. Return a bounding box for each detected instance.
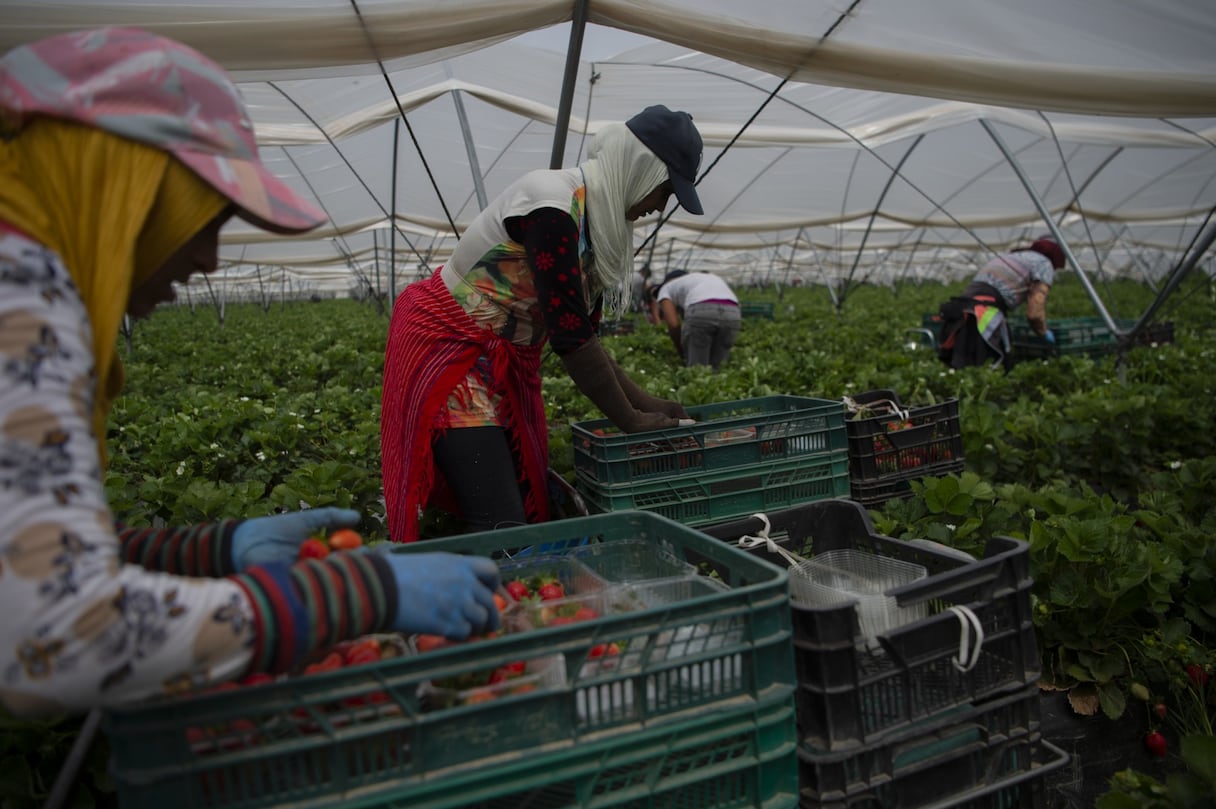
[935,235,1066,369]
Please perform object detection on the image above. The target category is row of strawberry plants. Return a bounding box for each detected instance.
[4,276,1210,807]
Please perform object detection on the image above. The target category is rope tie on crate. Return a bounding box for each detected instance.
[734,513,809,569]
[842,396,909,422]
[947,604,984,672]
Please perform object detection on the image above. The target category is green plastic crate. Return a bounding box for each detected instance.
[580,453,851,527]
[740,302,775,319]
[573,396,847,487]
[349,693,799,808]
[1010,316,1117,359]
[103,512,795,809]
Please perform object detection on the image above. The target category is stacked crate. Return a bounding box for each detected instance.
[845,389,964,508]
[919,312,1174,360]
[1011,316,1175,360]
[597,318,636,336]
[702,500,1068,808]
[572,396,850,527]
[1008,316,1118,360]
[102,512,800,809]
[740,301,776,319]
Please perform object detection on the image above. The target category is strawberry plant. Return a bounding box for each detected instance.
[1,276,1205,807]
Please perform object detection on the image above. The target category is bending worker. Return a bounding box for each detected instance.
[652,270,741,370]
[936,235,1065,369]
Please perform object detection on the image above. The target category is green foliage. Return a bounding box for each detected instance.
[1098,735,1216,809]
[4,277,1211,806]
[0,710,114,808]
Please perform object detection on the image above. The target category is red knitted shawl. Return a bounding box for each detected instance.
[380,272,549,541]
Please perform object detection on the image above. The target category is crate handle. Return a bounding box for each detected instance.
[947,604,984,672]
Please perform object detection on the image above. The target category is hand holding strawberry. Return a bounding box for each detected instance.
[231,507,362,571]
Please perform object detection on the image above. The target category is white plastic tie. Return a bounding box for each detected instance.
[947,605,984,672]
[842,396,910,423]
[735,512,811,569]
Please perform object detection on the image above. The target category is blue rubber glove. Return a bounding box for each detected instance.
[1043,328,1056,344]
[231,507,361,571]
[378,551,501,639]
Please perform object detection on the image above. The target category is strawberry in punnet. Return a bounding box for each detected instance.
[538,581,565,601]
[344,643,381,667]
[240,671,275,687]
[303,652,343,675]
[573,606,599,621]
[505,580,531,601]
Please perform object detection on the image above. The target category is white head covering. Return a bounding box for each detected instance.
[580,123,669,316]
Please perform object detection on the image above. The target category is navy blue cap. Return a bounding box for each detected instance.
[626,105,704,215]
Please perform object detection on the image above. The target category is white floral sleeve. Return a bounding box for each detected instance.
[0,231,255,717]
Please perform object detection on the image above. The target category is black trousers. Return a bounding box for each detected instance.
[431,426,529,533]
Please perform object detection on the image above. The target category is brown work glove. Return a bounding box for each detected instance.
[562,339,679,434]
[609,356,689,419]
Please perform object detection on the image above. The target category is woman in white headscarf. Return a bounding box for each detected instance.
[381,106,706,542]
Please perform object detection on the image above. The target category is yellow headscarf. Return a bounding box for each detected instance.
[0,118,227,465]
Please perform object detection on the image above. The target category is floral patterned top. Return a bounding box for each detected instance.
[437,169,601,427]
[0,228,395,717]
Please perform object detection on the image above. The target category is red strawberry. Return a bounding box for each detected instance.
[298,538,330,560]
[304,651,343,675]
[344,644,381,666]
[1186,664,1209,689]
[505,580,531,601]
[1144,731,1167,758]
[538,582,565,601]
[240,671,275,687]
[546,616,576,627]
[573,606,599,621]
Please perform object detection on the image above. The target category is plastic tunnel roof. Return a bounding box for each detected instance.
[2,0,1216,295]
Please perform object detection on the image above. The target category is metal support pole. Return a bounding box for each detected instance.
[446,62,489,210]
[844,135,924,301]
[980,120,1121,334]
[389,117,399,302]
[1129,221,1216,333]
[549,0,590,169]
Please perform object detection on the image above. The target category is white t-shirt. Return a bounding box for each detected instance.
[655,272,738,310]
[441,167,585,285]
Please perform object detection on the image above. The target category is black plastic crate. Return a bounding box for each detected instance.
[597,319,636,336]
[844,390,964,507]
[801,734,1067,809]
[796,684,1045,803]
[849,460,965,508]
[700,500,1039,752]
[1116,318,1175,346]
